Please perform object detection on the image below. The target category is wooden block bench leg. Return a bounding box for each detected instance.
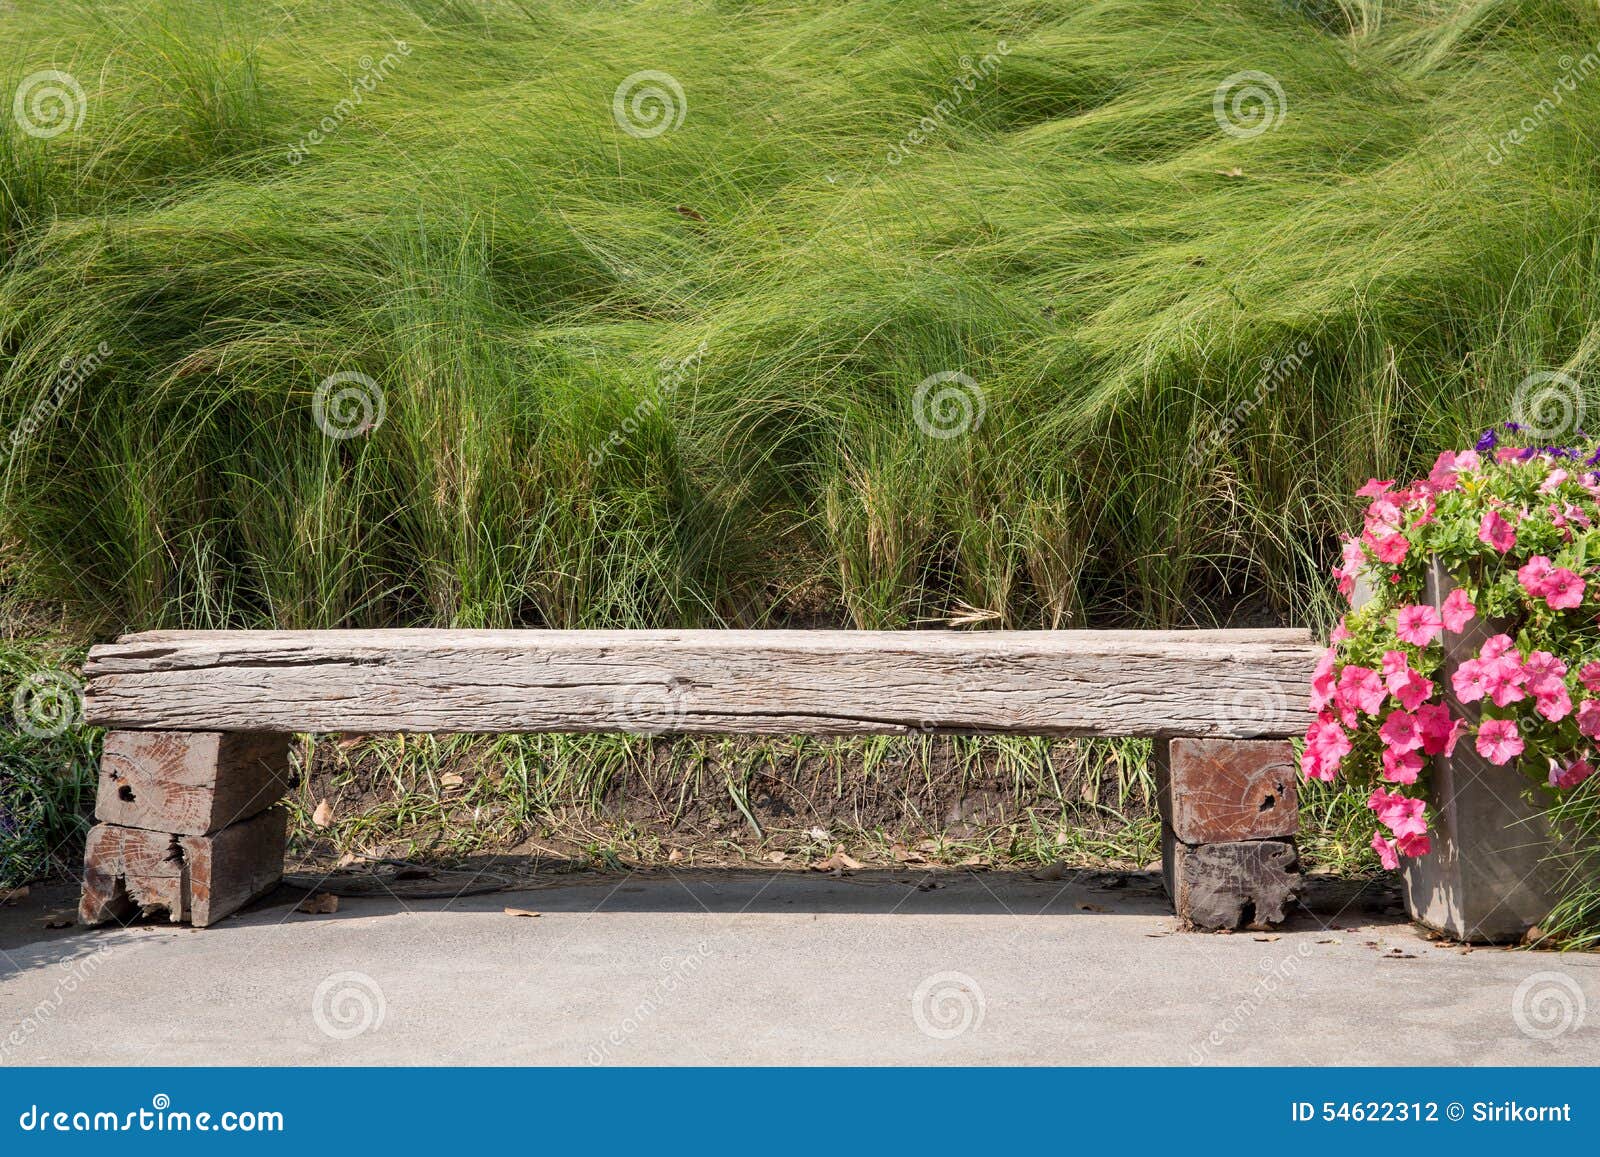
[81,731,293,928]
[1154,738,1302,930]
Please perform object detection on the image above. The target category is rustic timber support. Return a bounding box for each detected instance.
[79,629,1319,929]
[79,731,293,928]
[1155,738,1302,930]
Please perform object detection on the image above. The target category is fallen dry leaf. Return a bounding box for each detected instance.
[1217,167,1245,178]
[806,826,831,842]
[889,843,927,865]
[312,798,334,828]
[1317,938,1341,945]
[813,852,863,873]
[1031,862,1069,881]
[503,907,541,918]
[667,848,685,863]
[440,772,464,790]
[336,734,367,750]
[1253,934,1281,942]
[915,839,941,854]
[43,913,74,929]
[764,850,786,864]
[0,885,29,905]
[960,855,991,868]
[297,892,339,914]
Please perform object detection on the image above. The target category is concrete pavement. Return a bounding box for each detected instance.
[2,870,1596,1065]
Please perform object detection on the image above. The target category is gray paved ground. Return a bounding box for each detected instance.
[2,870,1597,1065]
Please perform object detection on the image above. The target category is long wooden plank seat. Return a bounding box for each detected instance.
[78,628,1321,930]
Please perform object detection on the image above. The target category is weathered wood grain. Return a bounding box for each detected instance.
[79,808,287,928]
[1153,737,1298,844]
[84,628,1317,737]
[1161,831,1300,930]
[96,731,294,835]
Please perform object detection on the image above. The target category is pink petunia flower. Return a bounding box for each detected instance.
[1414,703,1461,756]
[1440,588,1476,633]
[1451,658,1490,703]
[1543,568,1585,610]
[1428,451,1464,491]
[1578,699,1600,740]
[1368,533,1409,565]
[1579,662,1600,693]
[1475,718,1525,766]
[1479,509,1516,552]
[1336,665,1387,718]
[1382,747,1424,784]
[1367,786,1428,839]
[1396,832,1432,858]
[1310,649,1337,712]
[1518,555,1555,597]
[1550,757,1595,790]
[1379,710,1423,753]
[1539,468,1569,494]
[1329,617,1351,644]
[1483,655,1529,707]
[1480,634,1515,660]
[1356,478,1395,498]
[1395,604,1443,647]
[1371,831,1399,871]
[1523,651,1567,696]
[1536,687,1573,722]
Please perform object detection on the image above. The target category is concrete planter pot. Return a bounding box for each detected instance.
[1398,559,1571,943]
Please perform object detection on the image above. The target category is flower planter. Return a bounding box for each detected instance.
[1398,559,1572,943]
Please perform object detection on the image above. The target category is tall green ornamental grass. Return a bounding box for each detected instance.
[1,2,1598,906]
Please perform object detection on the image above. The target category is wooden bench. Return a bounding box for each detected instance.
[77,628,1320,930]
